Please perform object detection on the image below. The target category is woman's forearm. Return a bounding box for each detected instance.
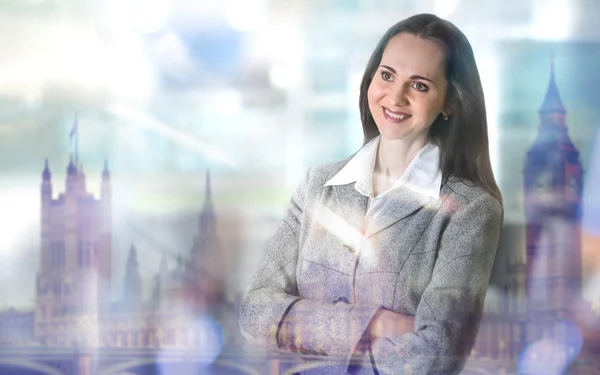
[365,308,416,340]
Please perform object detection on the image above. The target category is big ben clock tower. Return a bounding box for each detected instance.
[523,59,583,342]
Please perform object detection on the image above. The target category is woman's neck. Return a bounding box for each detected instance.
[374,136,428,181]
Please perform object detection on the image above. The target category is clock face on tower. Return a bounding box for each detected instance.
[533,171,552,193]
[529,170,554,207]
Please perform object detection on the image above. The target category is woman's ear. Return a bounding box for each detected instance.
[443,95,457,116]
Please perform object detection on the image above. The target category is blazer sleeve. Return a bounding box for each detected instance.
[369,192,503,375]
[238,168,380,361]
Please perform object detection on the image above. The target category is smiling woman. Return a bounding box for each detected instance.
[367,34,448,144]
[240,13,503,375]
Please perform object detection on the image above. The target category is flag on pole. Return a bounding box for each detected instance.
[69,114,78,141]
[69,112,79,164]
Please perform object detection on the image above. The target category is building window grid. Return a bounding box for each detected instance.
[49,242,65,269]
[78,241,97,269]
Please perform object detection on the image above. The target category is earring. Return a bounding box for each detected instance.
[442,113,449,121]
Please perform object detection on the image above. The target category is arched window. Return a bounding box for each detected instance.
[59,241,65,269]
[86,242,91,268]
[504,284,509,314]
[50,243,57,268]
[512,280,519,314]
[78,241,84,267]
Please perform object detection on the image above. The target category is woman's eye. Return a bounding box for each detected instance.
[411,82,428,92]
[381,71,393,82]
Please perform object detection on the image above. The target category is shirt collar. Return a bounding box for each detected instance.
[324,135,442,199]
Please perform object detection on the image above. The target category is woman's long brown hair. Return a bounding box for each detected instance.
[359,14,502,204]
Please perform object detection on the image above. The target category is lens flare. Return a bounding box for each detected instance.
[156,314,224,375]
[517,319,583,375]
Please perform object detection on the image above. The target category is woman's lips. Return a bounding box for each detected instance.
[382,107,411,123]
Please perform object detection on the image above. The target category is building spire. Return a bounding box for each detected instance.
[127,244,139,269]
[200,169,215,222]
[123,244,142,309]
[102,158,110,180]
[42,158,51,181]
[539,53,566,115]
[67,153,77,176]
[205,169,212,203]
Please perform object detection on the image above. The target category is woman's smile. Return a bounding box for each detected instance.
[382,107,412,123]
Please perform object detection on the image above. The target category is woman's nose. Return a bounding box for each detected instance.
[389,84,409,106]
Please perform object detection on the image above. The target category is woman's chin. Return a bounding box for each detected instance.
[376,127,411,141]
[376,122,432,143]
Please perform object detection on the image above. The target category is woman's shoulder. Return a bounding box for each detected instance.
[440,175,502,213]
[304,155,354,186]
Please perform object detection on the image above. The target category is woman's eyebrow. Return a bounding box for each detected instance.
[380,65,435,84]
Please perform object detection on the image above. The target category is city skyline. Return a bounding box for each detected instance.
[2,53,600,311]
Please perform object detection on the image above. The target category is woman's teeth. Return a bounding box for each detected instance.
[385,108,410,120]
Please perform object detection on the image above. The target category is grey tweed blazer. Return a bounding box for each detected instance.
[239,157,503,375]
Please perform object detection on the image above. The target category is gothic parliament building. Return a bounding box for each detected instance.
[0,155,239,351]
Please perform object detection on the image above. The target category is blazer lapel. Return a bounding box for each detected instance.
[330,183,369,234]
[326,184,440,241]
[364,190,434,238]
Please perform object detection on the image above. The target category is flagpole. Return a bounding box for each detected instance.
[74,112,79,165]
[75,122,78,165]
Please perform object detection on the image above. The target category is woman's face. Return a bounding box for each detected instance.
[367,33,448,143]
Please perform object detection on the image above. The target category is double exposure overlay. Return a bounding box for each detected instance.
[0,1,599,374]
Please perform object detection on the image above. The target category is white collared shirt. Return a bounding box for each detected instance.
[323,135,442,216]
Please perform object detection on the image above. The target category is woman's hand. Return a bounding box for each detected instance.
[279,314,367,353]
[366,309,415,340]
